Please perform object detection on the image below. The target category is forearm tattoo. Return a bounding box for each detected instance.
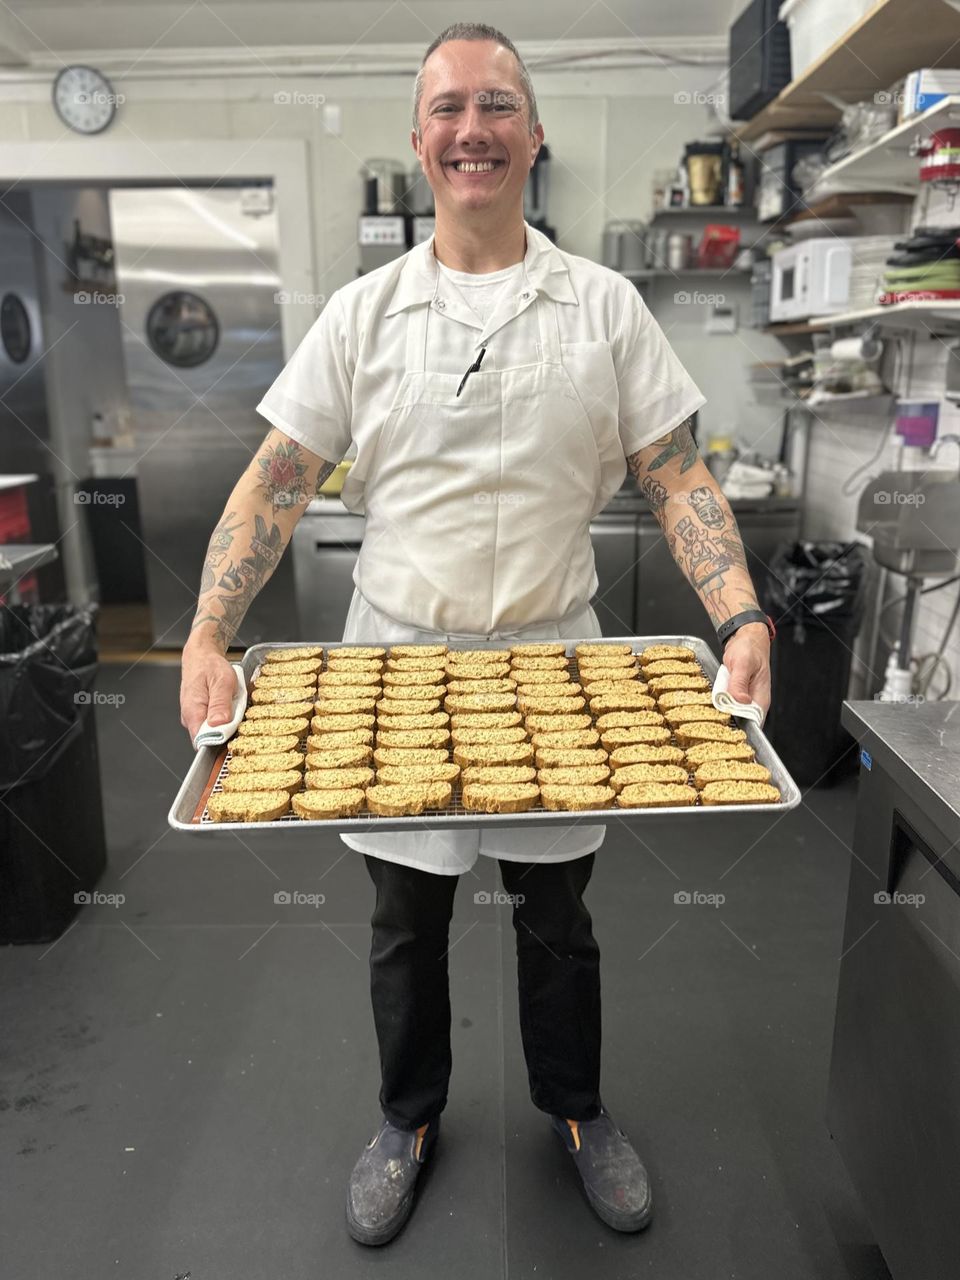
[256,437,310,514]
[192,513,284,649]
[627,420,759,628]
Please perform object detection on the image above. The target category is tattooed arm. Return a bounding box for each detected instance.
[180,428,337,739]
[627,419,771,710]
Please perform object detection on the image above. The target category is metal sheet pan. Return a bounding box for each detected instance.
[168,635,801,834]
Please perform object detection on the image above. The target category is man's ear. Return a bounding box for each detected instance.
[411,129,421,159]
[530,121,545,168]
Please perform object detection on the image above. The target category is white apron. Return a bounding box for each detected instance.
[338,292,621,876]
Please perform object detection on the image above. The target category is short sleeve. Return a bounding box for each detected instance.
[611,284,706,456]
[256,293,353,464]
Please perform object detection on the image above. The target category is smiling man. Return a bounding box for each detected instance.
[180,21,773,1249]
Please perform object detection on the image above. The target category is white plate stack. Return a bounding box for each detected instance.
[845,236,898,310]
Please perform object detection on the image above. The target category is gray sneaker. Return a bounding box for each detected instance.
[346,1116,439,1246]
[550,1106,653,1232]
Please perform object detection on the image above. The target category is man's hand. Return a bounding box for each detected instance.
[180,638,238,743]
[721,623,771,717]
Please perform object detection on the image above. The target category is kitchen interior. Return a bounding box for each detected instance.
[2,2,960,1277]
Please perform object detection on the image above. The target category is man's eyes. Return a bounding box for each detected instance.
[432,102,516,114]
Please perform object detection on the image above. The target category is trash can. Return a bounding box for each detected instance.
[762,541,868,788]
[0,604,107,944]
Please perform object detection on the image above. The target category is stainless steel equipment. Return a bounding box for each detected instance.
[666,232,693,271]
[829,699,960,1280]
[601,221,649,272]
[361,159,407,215]
[110,185,297,646]
[589,513,637,634]
[358,214,407,273]
[857,468,960,577]
[0,191,62,600]
[291,500,363,637]
[168,632,801,833]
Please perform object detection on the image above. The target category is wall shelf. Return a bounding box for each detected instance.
[809,301,960,334]
[650,206,756,220]
[622,268,752,281]
[734,0,960,143]
[810,95,960,197]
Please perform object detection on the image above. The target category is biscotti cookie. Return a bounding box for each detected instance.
[608,763,689,791]
[674,724,748,748]
[227,751,306,775]
[449,711,522,729]
[228,733,301,756]
[305,730,374,752]
[311,713,376,733]
[365,782,452,815]
[305,767,375,790]
[292,789,366,818]
[378,698,443,718]
[609,743,686,769]
[700,781,781,805]
[317,670,382,687]
[638,644,696,665]
[539,784,616,811]
[461,782,539,813]
[518,694,587,715]
[574,643,632,658]
[516,680,581,697]
[509,667,570,684]
[534,747,609,769]
[264,646,323,663]
[509,655,568,670]
[448,649,510,663]
[616,782,698,808]
[382,669,447,687]
[509,643,566,657]
[523,712,593,733]
[600,726,672,749]
[376,762,462,786]
[326,657,384,673]
[647,675,711,693]
[327,647,385,660]
[304,745,374,769]
[244,702,312,720]
[378,712,450,730]
[664,705,731,727]
[220,769,302,796]
[576,652,638,669]
[207,790,290,822]
[656,690,714,710]
[594,710,665,730]
[446,678,516,695]
[460,765,537,786]
[388,644,448,659]
[386,656,447,672]
[530,729,600,749]
[589,694,657,716]
[382,683,445,700]
[446,662,511,680]
[452,742,534,768]
[236,716,309,737]
[642,660,704,678]
[250,684,315,705]
[536,765,611,787]
[376,728,451,749]
[684,741,757,766]
[446,693,517,713]
[450,726,528,746]
[257,659,321,678]
[373,747,451,768]
[693,761,772,790]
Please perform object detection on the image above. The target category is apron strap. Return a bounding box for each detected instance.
[404,302,430,373]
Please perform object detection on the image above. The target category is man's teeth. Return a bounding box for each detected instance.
[453,161,498,172]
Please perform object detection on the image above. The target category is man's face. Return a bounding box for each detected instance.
[412,40,543,219]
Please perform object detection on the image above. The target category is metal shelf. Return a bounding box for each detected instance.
[809,301,960,334]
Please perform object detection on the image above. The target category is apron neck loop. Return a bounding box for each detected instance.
[405,302,430,373]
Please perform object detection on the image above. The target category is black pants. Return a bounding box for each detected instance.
[363,852,602,1131]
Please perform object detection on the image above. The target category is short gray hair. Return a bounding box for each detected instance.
[412,23,539,138]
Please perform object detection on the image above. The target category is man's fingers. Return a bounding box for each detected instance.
[206,665,236,725]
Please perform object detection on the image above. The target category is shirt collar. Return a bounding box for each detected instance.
[383,221,578,317]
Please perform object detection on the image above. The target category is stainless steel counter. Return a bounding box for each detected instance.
[827,699,960,1280]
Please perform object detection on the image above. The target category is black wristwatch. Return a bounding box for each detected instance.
[716,609,776,647]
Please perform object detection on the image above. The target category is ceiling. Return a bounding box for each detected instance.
[0,1,740,63]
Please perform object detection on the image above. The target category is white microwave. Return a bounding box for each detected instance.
[770,239,852,322]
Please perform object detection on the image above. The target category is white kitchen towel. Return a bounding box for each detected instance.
[193,663,247,749]
[712,663,765,726]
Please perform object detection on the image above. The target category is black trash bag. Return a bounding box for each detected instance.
[0,604,98,790]
[765,541,868,639]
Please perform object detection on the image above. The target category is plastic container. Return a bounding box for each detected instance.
[778,0,877,81]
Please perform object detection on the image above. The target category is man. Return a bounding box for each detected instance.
[180,22,773,1248]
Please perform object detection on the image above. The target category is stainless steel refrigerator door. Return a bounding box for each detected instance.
[111,186,297,647]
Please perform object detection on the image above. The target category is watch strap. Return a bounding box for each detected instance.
[717,609,775,647]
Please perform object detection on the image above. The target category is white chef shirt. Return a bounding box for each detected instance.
[256,223,706,481]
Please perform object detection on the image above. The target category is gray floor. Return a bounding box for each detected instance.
[1,664,892,1280]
